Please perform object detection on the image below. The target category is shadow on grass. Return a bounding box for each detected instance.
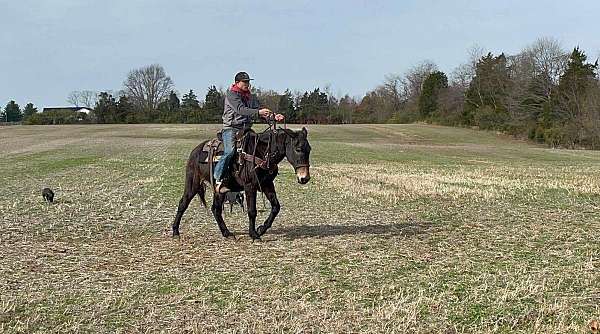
[270,220,434,240]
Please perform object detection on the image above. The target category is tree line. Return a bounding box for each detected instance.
[2,38,599,148]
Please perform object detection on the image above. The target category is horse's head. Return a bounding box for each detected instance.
[281,127,311,184]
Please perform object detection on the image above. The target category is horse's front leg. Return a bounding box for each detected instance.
[211,193,234,238]
[245,186,261,241]
[256,182,280,237]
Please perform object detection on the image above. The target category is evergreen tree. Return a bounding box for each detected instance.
[4,101,22,122]
[277,89,296,123]
[553,47,598,123]
[463,53,511,129]
[23,103,38,120]
[547,47,599,146]
[158,90,180,122]
[181,90,200,109]
[297,88,328,123]
[418,71,448,119]
[204,86,224,123]
[117,95,135,123]
[181,90,202,123]
[168,91,180,111]
[94,92,117,124]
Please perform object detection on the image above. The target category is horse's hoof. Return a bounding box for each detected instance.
[172,231,180,238]
[256,225,266,236]
[223,231,236,239]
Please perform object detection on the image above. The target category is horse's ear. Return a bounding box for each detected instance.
[302,127,307,135]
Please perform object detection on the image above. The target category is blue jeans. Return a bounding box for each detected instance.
[213,128,236,182]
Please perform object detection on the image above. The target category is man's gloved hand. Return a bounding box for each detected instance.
[259,108,285,122]
[259,108,272,119]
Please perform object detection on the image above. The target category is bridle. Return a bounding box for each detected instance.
[238,116,311,207]
[240,115,310,173]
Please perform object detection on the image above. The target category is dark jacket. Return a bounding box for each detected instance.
[222,89,260,130]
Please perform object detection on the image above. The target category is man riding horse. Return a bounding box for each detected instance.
[213,71,285,194]
[172,71,311,240]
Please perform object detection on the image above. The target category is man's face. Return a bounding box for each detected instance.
[236,80,250,92]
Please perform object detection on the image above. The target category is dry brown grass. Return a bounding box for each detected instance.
[1,124,599,333]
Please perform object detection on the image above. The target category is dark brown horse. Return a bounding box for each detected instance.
[173,127,311,240]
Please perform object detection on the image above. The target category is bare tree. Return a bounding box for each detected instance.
[503,38,568,128]
[67,91,82,107]
[402,60,438,100]
[80,90,98,108]
[381,74,404,110]
[123,64,174,110]
[337,94,357,124]
[355,89,389,123]
[361,75,402,123]
[369,62,438,122]
[520,37,568,96]
[253,87,280,112]
[451,44,486,89]
[68,90,99,108]
[436,84,465,125]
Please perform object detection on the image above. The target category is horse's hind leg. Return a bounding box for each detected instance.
[173,172,197,237]
[211,194,234,238]
[173,192,194,237]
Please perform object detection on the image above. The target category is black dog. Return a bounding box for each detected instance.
[223,191,244,213]
[42,188,54,203]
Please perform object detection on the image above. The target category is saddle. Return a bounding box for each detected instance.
[200,138,224,163]
[199,128,254,163]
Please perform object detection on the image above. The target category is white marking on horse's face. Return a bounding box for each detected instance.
[296,166,310,184]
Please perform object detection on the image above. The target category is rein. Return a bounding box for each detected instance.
[240,117,279,172]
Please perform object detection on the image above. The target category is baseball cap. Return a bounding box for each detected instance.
[234,71,254,82]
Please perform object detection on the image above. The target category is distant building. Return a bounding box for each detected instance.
[43,107,93,114]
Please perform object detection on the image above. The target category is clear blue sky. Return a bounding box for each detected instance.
[1,0,599,108]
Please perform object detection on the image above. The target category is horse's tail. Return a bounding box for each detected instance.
[196,181,207,208]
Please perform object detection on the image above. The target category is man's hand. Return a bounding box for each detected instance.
[258,108,272,119]
[259,109,285,122]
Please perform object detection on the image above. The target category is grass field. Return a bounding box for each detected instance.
[1,123,599,333]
